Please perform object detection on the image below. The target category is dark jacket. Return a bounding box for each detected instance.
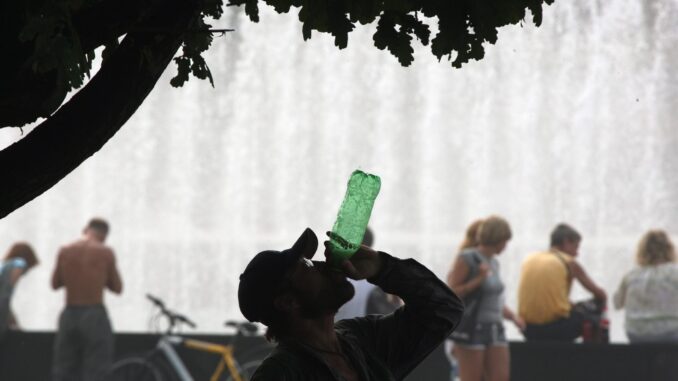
[252,252,464,380]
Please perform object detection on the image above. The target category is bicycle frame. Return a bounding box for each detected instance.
[184,338,243,381]
[157,336,193,381]
[157,335,243,381]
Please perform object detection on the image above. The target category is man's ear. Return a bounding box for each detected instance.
[274,293,299,314]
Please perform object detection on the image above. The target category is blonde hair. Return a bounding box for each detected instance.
[477,216,512,246]
[459,219,483,252]
[636,230,675,266]
[4,242,39,270]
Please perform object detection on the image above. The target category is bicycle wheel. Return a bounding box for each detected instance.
[221,359,262,381]
[107,357,163,381]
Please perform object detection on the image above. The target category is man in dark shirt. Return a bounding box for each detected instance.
[238,228,463,380]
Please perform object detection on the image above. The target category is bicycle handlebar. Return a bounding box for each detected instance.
[146,294,166,310]
[146,293,198,332]
[174,313,197,329]
[146,295,259,336]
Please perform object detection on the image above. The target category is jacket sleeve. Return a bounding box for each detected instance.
[337,251,464,380]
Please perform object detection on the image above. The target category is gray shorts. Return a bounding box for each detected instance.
[452,322,507,350]
[52,305,113,381]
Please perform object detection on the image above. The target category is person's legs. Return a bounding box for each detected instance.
[455,345,485,381]
[484,345,509,381]
[52,308,82,381]
[524,313,582,342]
[81,306,114,381]
[482,323,509,381]
[446,339,459,381]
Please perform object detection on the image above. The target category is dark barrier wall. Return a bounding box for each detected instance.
[510,341,678,381]
[0,331,274,381]
[2,332,678,381]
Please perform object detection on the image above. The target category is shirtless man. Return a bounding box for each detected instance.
[51,218,123,381]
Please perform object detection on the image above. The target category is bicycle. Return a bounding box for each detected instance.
[107,294,273,381]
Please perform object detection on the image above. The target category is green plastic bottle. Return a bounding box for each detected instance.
[328,170,381,264]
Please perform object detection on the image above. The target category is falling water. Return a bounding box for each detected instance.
[1,0,677,342]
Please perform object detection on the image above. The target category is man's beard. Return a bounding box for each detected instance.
[297,276,355,319]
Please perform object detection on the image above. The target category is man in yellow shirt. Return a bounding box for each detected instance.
[517,224,607,341]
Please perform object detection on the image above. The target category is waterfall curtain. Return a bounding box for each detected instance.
[0,0,676,341]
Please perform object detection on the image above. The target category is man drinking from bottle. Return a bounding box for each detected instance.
[237,228,464,380]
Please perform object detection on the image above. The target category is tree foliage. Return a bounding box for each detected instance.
[228,0,554,67]
[1,0,224,128]
[2,0,554,128]
[19,0,225,89]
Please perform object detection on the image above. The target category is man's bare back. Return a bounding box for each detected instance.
[51,239,123,305]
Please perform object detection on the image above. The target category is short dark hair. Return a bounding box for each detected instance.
[87,218,110,236]
[550,223,581,247]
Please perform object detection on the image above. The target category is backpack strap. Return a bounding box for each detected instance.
[550,250,572,278]
[460,250,482,282]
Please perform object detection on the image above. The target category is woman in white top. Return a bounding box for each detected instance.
[614,230,678,343]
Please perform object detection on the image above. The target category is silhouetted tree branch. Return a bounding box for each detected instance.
[0,0,199,218]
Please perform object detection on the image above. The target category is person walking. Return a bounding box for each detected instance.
[447,216,523,381]
[51,218,123,381]
[444,219,483,379]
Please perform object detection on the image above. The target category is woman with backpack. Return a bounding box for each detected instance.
[447,216,524,381]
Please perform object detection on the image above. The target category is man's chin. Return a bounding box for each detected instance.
[334,281,356,309]
[302,281,356,318]
[325,280,356,314]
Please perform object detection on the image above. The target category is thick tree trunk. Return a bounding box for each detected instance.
[0,0,198,218]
